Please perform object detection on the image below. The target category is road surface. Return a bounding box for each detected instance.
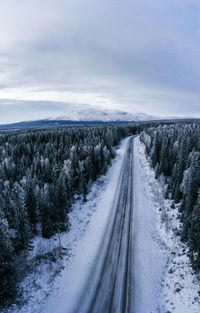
[73,136,135,313]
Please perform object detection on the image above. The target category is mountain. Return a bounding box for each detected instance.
[0,107,161,130]
[52,108,156,122]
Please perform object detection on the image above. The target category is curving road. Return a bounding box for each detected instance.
[73,137,135,313]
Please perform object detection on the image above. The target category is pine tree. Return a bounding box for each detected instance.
[41,184,54,238]
[188,191,200,269]
[11,182,31,248]
[172,136,189,202]
[181,151,200,241]
[25,180,37,233]
[149,129,161,169]
[0,208,17,302]
[54,173,69,232]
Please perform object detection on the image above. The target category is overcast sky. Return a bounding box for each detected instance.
[0,0,200,123]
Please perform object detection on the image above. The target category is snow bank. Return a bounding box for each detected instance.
[133,136,168,312]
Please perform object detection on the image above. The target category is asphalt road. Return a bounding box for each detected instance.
[73,137,135,313]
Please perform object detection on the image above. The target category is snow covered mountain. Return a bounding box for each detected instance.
[0,107,161,130]
[52,108,157,122]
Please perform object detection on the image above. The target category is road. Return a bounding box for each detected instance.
[73,136,135,313]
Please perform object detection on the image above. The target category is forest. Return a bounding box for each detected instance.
[1,120,200,308]
[141,123,200,270]
[0,123,146,306]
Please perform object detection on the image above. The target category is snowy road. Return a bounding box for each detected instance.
[73,137,135,313]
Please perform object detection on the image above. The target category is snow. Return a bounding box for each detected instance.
[133,136,168,312]
[50,108,157,122]
[4,136,130,313]
[136,136,200,313]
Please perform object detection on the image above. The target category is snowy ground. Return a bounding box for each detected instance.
[4,137,131,313]
[132,137,168,312]
[3,135,200,313]
[137,137,200,313]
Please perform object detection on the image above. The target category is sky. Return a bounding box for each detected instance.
[0,0,200,123]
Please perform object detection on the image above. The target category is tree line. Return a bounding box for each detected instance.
[141,123,200,270]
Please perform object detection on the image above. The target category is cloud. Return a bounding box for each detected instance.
[0,0,200,122]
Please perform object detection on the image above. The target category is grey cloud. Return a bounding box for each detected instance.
[0,0,200,119]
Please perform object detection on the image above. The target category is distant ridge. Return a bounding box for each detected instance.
[0,119,136,130]
[0,110,157,130]
[0,117,200,131]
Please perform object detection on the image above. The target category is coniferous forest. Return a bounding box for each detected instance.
[0,124,144,306]
[141,123,200,270]
[2,121,200,309]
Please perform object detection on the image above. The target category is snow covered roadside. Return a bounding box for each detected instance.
[137,136,200,313]
[4,136,130,313]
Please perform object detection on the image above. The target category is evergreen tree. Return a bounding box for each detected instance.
[11,182,31,248]
[181,151,200,241]
[187,189,200,269]
[0,208,16,303]
[54,173,69,232]
[25,180,37,233]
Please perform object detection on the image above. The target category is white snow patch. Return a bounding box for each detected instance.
[133,136,168,312]
[4,137,130,313]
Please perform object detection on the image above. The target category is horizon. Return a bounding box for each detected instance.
[1,114,200,127]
